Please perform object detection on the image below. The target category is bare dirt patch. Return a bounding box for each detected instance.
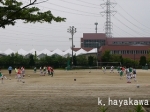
[0,69,150,112]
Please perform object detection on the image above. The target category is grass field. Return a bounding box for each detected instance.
[0,69,150,112]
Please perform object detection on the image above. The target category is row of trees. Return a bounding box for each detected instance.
[0,50,149,69]
[101,50,150,68]
[0,53,97,68]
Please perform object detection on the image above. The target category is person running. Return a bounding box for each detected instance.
[110,66,114,73]
[39,66,43,75]
[50,67,54,77]
[34,67,37,73]
[117,66,121,73]
[102,66,106,74]
[43,66,46,75]
[8,66,12,79]
[47,66,51,75]
[0,72,4,84]
[17,67,22,82]
[119,69,123,80]
[129,67,133,78]
[21,67,25,78]
[132,68,137,81]
[126,67,131,83]
[14,67,18,79]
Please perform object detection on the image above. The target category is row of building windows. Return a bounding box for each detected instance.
[84,42,105,48]
[113,41,150,45]
[83,40,105,48]
[84,39,105,43]
[110,50,149,54]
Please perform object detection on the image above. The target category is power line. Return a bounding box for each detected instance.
[46,2,100,16]
[57,0,100,9]
[75,0,100,6]
[117,12,150,35]
[113,0,150,30]
[36,4,101,17]
[113,16,147,37]
[113,24,136,37]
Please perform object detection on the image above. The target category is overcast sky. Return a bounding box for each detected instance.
[0,0,150,52]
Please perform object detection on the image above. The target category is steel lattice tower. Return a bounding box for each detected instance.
[100,0,117,38]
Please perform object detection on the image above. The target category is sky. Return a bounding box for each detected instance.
[0,0,150,52]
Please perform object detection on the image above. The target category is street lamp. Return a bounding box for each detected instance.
[67,26,77,67]
[95,22,98,33]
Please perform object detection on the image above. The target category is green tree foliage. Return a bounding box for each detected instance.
[29,54,35,66]
[101,50,112,62]
[98,106,108,112]
[0,51,147,69]
[76,55,88,66]
[134,104,145,112]
[122,58,134,67]
[139,56,147,66]
[0,0,66,28]
[73,55,77,66]
[147,48,150,64]
[111,54,121,62]
[88,56,94,66]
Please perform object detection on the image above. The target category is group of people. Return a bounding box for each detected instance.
[0,66,13,83]
[34,66,54,77]
[102,66,137,83]
[14,66,26,82]
[117,66,137,82]
[0,66,26,83]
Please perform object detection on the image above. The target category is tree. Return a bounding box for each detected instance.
[76,55,88,66]
[88,56,94,66]
[147,48,150,64]
[139,56,147,66]
[122,58,134,67]
[73,55,77,66]
[29,54,35,66]
[0,0,66,28]
[101,50,112,62]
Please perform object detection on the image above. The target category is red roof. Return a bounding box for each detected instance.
[82,48,93,52]
[83,33,106,39]
[73,48,81,51]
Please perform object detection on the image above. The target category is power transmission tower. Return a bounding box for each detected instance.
[100,0,117,38]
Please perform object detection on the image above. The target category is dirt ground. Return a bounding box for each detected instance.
[0,69,150,112]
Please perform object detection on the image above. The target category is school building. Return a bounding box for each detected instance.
[80,33,150,61]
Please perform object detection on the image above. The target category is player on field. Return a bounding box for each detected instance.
[119,69,123,80]
[110,66,114,73]
[132,68,137,81]
[126,67,131,83]
[43,66,46,75]
[0,72,4,83]
[50,67,54,77]
[17,67,22,82]
[117,66,121,73]
[8,66,12,79]
[34,67,37,73]
[21,67,25,78]
[102,66,106,74]
[129,67,133,78]
[39,66,43,75]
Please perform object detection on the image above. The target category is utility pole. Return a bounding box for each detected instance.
[95,22,98,33]
[100,0,117,38]
[67,26,77,67]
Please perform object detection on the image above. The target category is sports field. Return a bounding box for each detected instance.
[0,69,150,112]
